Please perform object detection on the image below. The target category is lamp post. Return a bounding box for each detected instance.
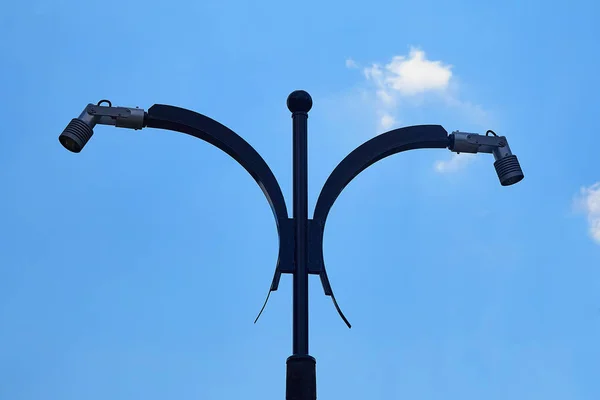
[58,90,524,400]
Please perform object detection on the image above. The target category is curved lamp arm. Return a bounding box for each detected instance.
[59,102,293,297]
[310,125,450,327]
[145,105,292,292]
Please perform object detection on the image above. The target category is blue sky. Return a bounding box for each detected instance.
[1,0,600,399]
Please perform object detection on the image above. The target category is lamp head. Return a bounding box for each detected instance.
[494,154,524,186]
[59,117,94,153]
[59,104,98,153]
[448,131,524,186]
[59,102,146,153]
[490,137,524,186]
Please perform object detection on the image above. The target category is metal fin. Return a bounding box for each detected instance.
[331,291,351,329]
[320,268,351,328]
[254,288,272,324]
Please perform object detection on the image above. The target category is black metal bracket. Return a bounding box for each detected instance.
[307,219,323,275]
[273,218,295,277]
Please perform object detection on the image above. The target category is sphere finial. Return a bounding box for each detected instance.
[287,90,313,113]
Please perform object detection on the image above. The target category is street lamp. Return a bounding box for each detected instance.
[58,90,524,400]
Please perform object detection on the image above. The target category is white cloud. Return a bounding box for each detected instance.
[382,51,452,95]
[434,154,475,173]
[574,182,600,244]
[349,47,488,174]
[376,89,395,106]
[345,59,359,69]
[379,113,397,130]
[362,48,452,107]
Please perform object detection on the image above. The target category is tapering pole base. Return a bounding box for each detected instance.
[286,355,316,400]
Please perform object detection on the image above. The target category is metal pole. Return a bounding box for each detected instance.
[291,97,310,355]
[286,90,316,400]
